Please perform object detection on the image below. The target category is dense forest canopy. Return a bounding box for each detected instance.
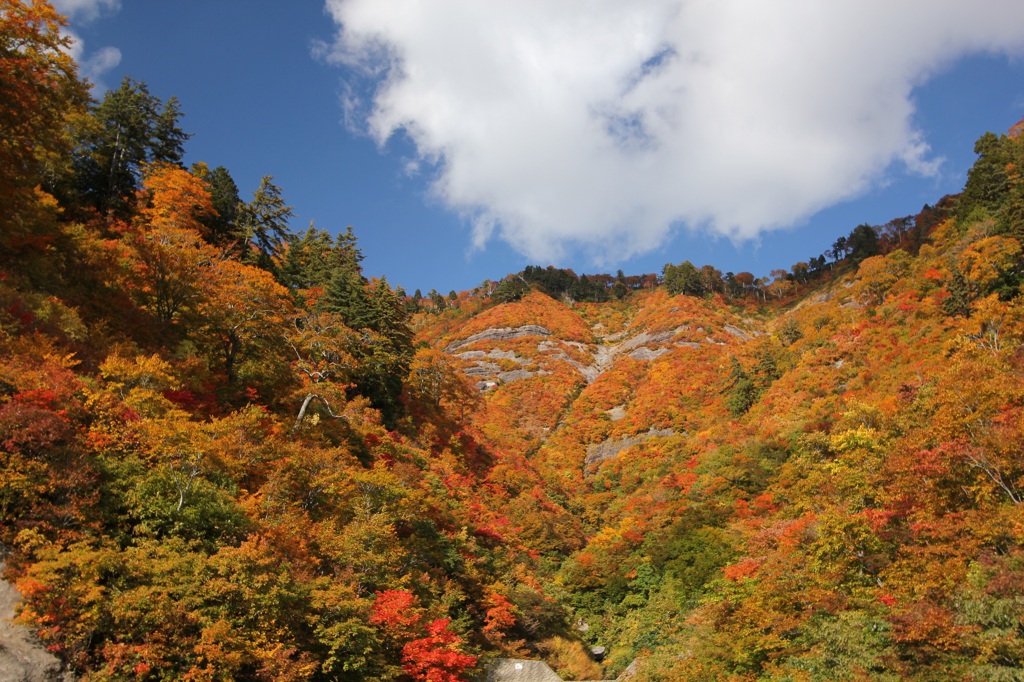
[3,2,1024,680]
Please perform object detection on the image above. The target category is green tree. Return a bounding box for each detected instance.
[190,162,241,247]
[237,175,293,271]
[318,226,371,323]
[943,270,973,318]
[834,236,849,260]
[492,277,529,303]
[960,132,1010,221]
[663,261,705,296]
[726,359,756,416]
[302,229,414,427]
[324,262,371,329]
[847,224,879,263]
[74,76,189,213]
[150,95,188,165]
[355,277,414,427]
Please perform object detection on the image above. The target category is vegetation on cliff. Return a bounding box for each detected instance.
[3,3,1024,679]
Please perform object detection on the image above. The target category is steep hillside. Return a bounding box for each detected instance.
[4,5,1024,680]
[410,156,1024,678]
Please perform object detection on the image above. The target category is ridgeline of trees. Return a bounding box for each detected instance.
[5,3,1024,680]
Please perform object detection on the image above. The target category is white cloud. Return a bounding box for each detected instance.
[52,0,122,89]
[79,44,122,86]
[51,0,120,23]
[61,28,121,89]
[322,0,1024,262]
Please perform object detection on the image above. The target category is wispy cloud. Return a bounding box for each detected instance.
[320,1,1024,263]
[53,0,122,89]
[78,44,121,86]
[52,0,119,23]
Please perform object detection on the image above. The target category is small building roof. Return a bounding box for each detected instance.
[487,658,564,682]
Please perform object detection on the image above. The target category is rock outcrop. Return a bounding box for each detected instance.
[446,325,552,352]
[584,428,677,473]
[0,564,66,682]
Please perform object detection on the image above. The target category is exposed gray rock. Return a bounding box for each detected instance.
[446,325,552,352]
[617,658,642,680]
[497,369,535,383]
[573,325,691,383]
[452,317,750,392]
[619,329,676,351]
[602,329,630,343]
[0,563,66,682]
[723,325,753,341]
[628,347,669,361]
[606,406,627,422]
[463,347,534,384]
[585,436,644,470]
[463,361,501,376]
[585,428,677,473]
[487,658,563,682]
[578,345,614,383]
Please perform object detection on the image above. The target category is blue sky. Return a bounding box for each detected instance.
[65,1,1024,296]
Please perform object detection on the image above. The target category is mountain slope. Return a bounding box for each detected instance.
[413,200,1024,679]
[4,7,1024,678]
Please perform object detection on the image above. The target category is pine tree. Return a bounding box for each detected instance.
[847,224,879,263]
[279,224,335,291]
[151,96,188,164]
[960,132,1010,221]
[356,277,414,426]
[324,265,371,329]
[726,359,756,416]
[74,76,189,214]
[190,162,241,247]
[943,270,973,317]
[237,175,293,271]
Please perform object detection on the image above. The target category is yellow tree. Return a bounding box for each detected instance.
[197,258,294,386]
[0,0,89,242]
[404,347,480,422]
[139,162,217,236]
[285,310,361,429]
[957,235,1021,297]
[127,165,219,324]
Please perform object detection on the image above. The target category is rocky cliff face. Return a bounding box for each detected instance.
[0,564,66,682]
[426,289,763,489]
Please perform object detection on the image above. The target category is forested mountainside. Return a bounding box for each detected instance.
[3,3,1024,680]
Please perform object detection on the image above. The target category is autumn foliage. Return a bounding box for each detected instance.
[4,3,1024,681]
